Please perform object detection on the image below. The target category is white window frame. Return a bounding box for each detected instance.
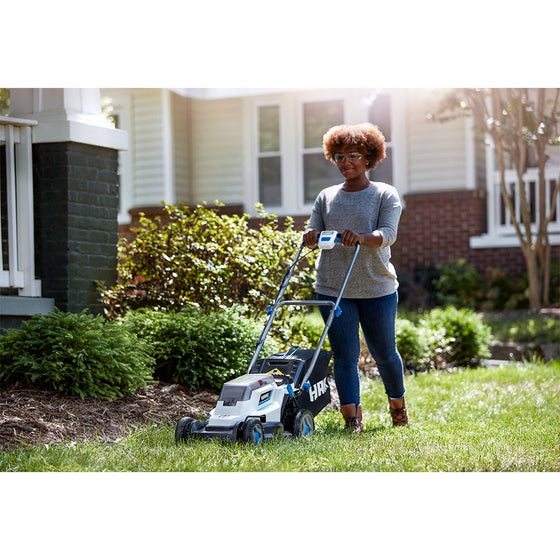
[245,89,405,217]
[255,102,283,209]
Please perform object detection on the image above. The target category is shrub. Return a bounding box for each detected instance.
[0,309,154,400]
[395,318,453,373]
[118,306,280,391]
[432,259,483,309]
[395,318,428,372]
[480,267,528,311]
[484,314,560,346]
[277,310,331,351]
[420,306,492,367]
[99,203,316,319]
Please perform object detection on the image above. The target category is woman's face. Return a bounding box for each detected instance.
[333,146,369,181]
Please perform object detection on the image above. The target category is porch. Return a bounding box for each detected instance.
[1,116,54,328]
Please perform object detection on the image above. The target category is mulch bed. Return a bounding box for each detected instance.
[0,382,219,451]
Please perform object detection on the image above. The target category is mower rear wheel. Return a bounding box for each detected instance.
[242,418,264,444]
[175,417,201,444]
[293,409,314,438]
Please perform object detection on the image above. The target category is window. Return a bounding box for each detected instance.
[302,100,344,204]
[251,92,397,214]
[258,105,282,206]
[368,93,393,184]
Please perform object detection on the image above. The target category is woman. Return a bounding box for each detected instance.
[303,122,407,432]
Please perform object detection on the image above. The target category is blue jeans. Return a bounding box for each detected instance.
[317,292,405,406]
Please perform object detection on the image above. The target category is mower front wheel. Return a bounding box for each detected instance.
[241,418,264,444]
[175,417,203,444]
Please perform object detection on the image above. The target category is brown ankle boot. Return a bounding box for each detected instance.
[389,397,408,427]
[341,403,364,433]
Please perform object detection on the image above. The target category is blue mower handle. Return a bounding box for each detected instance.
[247,231,361,380]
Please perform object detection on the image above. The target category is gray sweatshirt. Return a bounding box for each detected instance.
[306,181,402,299]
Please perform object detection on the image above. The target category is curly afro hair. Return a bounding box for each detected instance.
[323,123,386,170]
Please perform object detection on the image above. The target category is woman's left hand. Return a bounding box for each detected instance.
[340,230,362,247]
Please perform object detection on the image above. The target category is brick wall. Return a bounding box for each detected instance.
[392,189,559,278]
[392,190,487,273]
[33,142,119,315]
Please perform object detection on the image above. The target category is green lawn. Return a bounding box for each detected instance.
[1,362,558,472]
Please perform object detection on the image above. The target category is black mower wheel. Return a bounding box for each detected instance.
[242,418,265,444]
[293,409,314,438]
[175,417,202,444]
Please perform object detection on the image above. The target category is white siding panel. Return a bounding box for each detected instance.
[172,92,191,204]
[406,91,468,193]
[131,90,166,207]
[190,97,245,205]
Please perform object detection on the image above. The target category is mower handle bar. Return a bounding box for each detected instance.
[247,236,360,384]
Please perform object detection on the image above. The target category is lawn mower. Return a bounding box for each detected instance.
[175,231,360,444]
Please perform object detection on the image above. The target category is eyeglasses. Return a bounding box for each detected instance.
[333,152,364,164]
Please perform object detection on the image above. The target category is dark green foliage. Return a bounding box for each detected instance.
[396,318,452,372]
[484,314,560,346]
[118,306,280,391]
[432,259,483,309]
[479,267,529,311]
[99,203,316,319]
[396,318,428,372]
[420,307,492,367]
[431,259,535,311]
[274,310,331,351]
[0,309,154,400]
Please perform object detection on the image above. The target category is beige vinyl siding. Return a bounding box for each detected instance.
[405,90,468,193]
[131,89,166,207]
[190,97,245,204]
[172,92,191,204]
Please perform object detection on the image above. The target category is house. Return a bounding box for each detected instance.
[1,87,559,329]
[101,87,560,298]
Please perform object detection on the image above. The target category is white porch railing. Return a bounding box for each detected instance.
[489,166,560,237]
[0,116,41,296]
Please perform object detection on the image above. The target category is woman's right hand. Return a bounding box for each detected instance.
[303,229,319,248]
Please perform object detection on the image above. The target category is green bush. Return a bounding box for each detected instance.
[479,267,528,311]
[396,318,453,372]
[278,310,331,351]
[396,318,428,372]
[429,258,557,311]
[99,203,316,319]
[432,259,482,308]
[0,309,154,400]
[484,314,560,346]
[420,306,492,367]
[118,306,280,391]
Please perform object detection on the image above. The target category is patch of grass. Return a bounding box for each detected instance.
[1,362,558,472]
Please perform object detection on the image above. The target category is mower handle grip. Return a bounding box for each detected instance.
[315,230,359,249]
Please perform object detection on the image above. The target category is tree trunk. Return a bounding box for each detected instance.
[525,249,541,311]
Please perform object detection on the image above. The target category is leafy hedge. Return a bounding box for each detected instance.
[430,258,560,311]
[0,309,154,400]
[118,306,280,391]
[396,307,492,372]
[98,203,316,319]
